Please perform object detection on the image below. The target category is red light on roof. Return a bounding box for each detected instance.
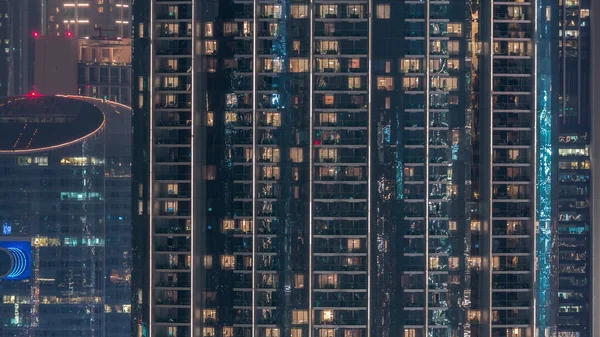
[33,31,39,38]
[29,91,37,97]
[66,31,73,37]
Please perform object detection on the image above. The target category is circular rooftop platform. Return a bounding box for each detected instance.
[0,95,105,153]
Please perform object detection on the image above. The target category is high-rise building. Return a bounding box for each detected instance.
[0,0,39,97]
[0,95,131,337]
[32,34,132,105]
[556,0,592,336]
[77,37,132,105]
[41,0,131,38]
[132,1,564,337]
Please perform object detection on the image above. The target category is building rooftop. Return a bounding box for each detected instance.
[0,95,105,153]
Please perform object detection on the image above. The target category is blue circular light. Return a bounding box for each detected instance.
[6,247,28,279]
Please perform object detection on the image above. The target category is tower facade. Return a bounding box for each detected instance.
[132,1,559,337]
[556,0,592,336]
[0,95,132,337]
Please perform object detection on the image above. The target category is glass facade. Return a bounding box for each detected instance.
[132,1,561,337]
[77,38,132,105]
[557,0,591,336]
[0,96,132,337]
[42,0,131,38]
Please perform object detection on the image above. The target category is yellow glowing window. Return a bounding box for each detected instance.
[204,40,217,55]
[292,310,308,324]
[221,255,235,269]
[377,76,394,91]
[205,22,214,37]
[321,310,334,323]
[291,5,308,18]
[222,220,235,232]
[204,255,213,269]
[238,220,252,233]
[203,309,216,323]
[376,4,390,19]
[290,148,303,163]
[294,274,304,289]
[290,58,308,73]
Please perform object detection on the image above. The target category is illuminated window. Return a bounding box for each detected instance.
[292,310,308,324]
[238,219,252,233]
[429,256,441,270]
[377,76,394,90]
[320,5,338,17]
[471,221,480,231]
[581,9,589,18]
[449,221,457,231]
[290,58,308,72]
[261,147,280,162]
[319,330,335,337]
[204,255,213,269]
[262,166,280,180]
[293,40,301,54]
[291,5,308,18]
[243,256,252,268]
[262,5,282,18]
[447,59,460,71]
[400,59,420,73]
[223,22,237,36]
[263,58,283,72]
[385,97,391,109]
[166,184,178,196]
[318,148,337,162]
[222,220,235,232]
[320,40,338,54]
[348,76,362,90]
[225,112,237,124]
[403,77,421,90]
[290,148,304,163]
[207,111,214,126]
[265,329,280,337]
[221,255,235,269]
[223,327,233,337]
[447,23,462,36]
[324,95,335,106]
[431,77,458,91]
[294,274,304,288]
[204,328,215,337]
[204,40,217,55]
[385,61,392,73]
[344,330,361,337]
[404,330,417,337]
[164,201,177,214]
[291,328,303,337]
[449,257,459,270]
[317,274,338,288]
[321,310,334,323]
[203,309,216,323]
[318,58,339,72]
[344,5,362,19]
[342,257,361,267]
[349,58,360,70]
[448,41,460,55]
[347,239,361,252]
[376,4,390,19]
[319,113,337,125]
